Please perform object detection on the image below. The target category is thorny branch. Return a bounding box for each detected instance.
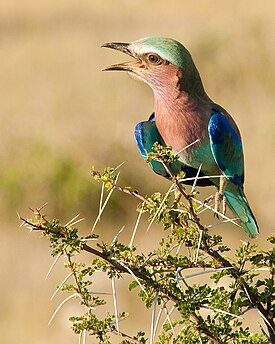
[21,215,220,343]
[161,160,275,342]
[102,157,275,341]
[110,329,144,344]
[113,184,151,206]
[21,218,146,344]
[20,183,274,344]
[21,160,274,343]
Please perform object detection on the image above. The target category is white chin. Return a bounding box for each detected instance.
[127,71,144,82]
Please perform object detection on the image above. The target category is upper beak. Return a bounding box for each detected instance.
[102,42,141,72]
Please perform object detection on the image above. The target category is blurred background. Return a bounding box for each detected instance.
[0,1,274,343]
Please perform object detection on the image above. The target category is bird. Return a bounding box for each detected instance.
[102,36,259,238]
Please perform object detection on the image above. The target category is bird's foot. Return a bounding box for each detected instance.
[214,192,227,217]
[203,195,214,205]
[214,176,228,218]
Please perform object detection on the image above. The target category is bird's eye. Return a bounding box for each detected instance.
[147,53,163,65]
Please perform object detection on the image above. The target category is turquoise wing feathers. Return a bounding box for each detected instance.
[208,112,259,238]
[134,115,183,178]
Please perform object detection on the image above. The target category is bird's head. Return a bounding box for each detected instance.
[102,36,203,98]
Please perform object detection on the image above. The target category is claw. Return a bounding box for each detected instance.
[204,195,214,205]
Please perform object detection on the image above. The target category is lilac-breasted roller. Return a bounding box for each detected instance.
[102,36,259,238]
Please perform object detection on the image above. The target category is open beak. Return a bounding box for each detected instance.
[102,42,142,72]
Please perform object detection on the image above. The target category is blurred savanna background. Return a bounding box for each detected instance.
[0,1,274,343]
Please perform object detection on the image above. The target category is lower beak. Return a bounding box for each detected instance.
[102,42,141,72]
[102,61,140,72]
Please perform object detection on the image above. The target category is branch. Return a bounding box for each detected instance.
[113,185,151,206]
[156,160,275,340]
[20,166,274,342]
[20,215,221,343]
[82,245,219,342]
[110,329,144,344]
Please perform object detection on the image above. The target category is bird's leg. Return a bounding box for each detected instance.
[172,190,182,208]
[222,193,227,215]
[214,176,228,217]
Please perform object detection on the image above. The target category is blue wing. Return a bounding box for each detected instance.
[208,112,259,238]
[135,114,212,186]
[208,112,244,187]
[134,115,181,178]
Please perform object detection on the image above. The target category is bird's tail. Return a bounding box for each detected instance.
[224,186,259,238]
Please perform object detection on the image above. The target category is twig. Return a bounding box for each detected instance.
[46,251,63,280]
[111,277,119,333]
[129,203,144,247]
[48,293,80,326]
[113,184,151,205]
[150,293,158,344]
[110,328,144,344]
